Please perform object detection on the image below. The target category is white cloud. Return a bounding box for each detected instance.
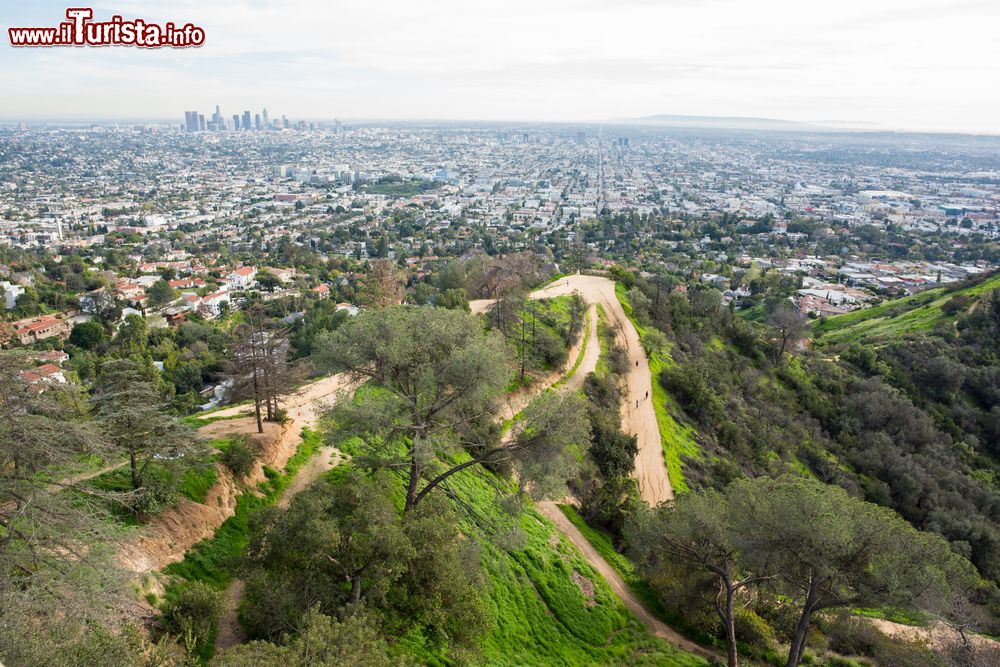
[2,0,998,132]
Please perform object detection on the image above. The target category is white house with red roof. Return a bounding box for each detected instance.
[336,302,359,316]
[20,363,67,392]
[201,291,231,318]
[226,266,257,291]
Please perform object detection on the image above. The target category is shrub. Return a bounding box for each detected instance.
[162,581,224,657]
[941,294,972,315]
[221,435,259,478]
[734,609,774,649]
[134,466,180,516]
[640,328,669,356]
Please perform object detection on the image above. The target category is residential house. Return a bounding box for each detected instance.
[20,363,67,392]
[226,266,256,290]
[202,291,231,318]
[13,315,71,345]
[336,302,359,316]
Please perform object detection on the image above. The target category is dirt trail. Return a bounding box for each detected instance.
[472,276,701,657]
[216,280,676,655]
[868,618,995,652]
[213,580,246,649]
[210,370,358,433]
[208,375,355,652]
[118,372,357,574]
[213,443,343,652]
[48,460,126,493]
[537,500,715,660]
[473,274,674,504]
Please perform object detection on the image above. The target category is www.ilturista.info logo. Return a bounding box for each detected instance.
[8,8,205,48]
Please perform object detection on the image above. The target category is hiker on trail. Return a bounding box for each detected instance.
[645,390,649,399]
[635,360,639,367]
[635,400,639,409]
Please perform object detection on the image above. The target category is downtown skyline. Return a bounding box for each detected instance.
[1,0,999,135]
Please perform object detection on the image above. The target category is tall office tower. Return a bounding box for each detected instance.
[242,111,252,130]
[232,114,240,130]
[212,104,222,128]
[254,113,262,130]
[184,111,198,132]
[198,114,206,131]
[262,108,269,128]
[282,115,289,129]
[575,131,586,145]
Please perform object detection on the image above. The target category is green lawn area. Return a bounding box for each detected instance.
[329,450,706,666]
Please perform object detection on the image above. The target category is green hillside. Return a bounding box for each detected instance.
[813,271,1000,345]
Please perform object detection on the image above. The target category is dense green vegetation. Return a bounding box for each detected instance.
[229,449,705,666]
[6,244,1000,667]
[609,268,1000,666]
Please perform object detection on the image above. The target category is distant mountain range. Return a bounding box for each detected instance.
[627,114,882,132]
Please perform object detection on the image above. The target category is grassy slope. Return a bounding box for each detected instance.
[813,272,1000,345]
[331,433,705,667]
[326,335,705,665]
[615,283,701,493]
[504,295,579,392]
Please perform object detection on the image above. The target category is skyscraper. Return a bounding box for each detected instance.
[198,114,206,131]
[242,111,251,131]
[232,114,240,131]
[184,111,198,132]
[262,108,269,129]
[254,113,262,130]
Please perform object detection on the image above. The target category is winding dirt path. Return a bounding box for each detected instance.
[213,443,343,651]
[472,274,674,504]
[209,370,357,434]
[208,377,352,652]
[537,500,715,661]
[471,275,701,657]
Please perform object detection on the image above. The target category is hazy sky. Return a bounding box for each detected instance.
[2,0,998,133]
